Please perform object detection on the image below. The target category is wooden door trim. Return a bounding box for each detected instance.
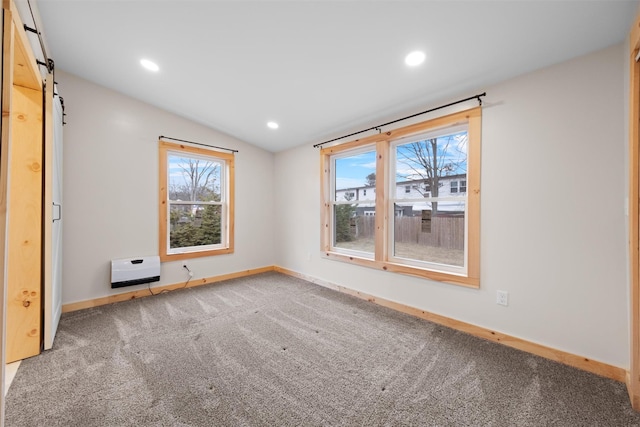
[629,12,640,410]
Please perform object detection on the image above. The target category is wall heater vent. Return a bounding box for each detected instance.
[111,256,160,289]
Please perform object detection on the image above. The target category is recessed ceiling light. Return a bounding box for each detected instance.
[140,59,159,72]
[267,121,279,129]
[405,51,426,67]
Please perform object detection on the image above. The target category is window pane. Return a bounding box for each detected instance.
[169,204,222,250]
[168,154,222,202]
[393,202,465,267]
[333,203,375,254]
[395,130,467,201]
[334,150,376,201]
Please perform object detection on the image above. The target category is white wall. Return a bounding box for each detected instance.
[58,71,276,304]
[274,43,629,368]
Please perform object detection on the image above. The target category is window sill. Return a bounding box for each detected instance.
[321,250,479,288]
[160,247,233,263]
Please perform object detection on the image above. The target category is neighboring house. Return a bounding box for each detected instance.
[336,174,467,217]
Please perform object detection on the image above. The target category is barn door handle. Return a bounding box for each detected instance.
[53,203,62,222]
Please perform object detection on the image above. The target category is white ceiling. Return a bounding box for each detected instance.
[33,0,638,153]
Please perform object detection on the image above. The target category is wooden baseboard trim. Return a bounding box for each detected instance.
[628,371,640,409]
[62,266,276,313]
[274,266,627,383]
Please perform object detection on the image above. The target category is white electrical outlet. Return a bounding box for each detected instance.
[183,264,193,277]
[496,290,508,306]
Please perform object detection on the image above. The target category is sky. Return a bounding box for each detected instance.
[334,131,468,191]
[335,150,377,190]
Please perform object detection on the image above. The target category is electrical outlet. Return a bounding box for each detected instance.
[183,264,193,277]
[496,290,508,306]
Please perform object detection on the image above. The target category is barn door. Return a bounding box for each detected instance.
[43,74,63,350]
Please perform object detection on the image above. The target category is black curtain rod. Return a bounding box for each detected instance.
[313,92,486,148]
[159,136,239,153]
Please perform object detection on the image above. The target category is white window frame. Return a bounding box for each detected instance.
[328,145,376,260]
[389,126,470,276]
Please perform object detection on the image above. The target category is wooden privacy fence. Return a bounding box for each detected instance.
[353,216,464,250]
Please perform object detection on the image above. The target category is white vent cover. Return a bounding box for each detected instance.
[111,256,160,289]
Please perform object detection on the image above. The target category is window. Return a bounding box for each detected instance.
[159,142,234,261]
[393,126,468,273]
[329,148,376,257]
[449,180,466,194]
[321,107,481,287]
[363,189,367,196]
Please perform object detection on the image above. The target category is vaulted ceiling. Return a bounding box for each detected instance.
[33,0,638,152]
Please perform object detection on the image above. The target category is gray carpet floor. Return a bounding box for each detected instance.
[5,272,640,426]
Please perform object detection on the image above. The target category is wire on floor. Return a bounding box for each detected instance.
[148,273,192,296]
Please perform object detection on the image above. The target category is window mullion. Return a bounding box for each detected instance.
[375,140,388,262]
[466,110,481,282]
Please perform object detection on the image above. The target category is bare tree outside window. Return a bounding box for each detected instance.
[169,158,220,202]
[396,132,467,215]
[168,155,222,249]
